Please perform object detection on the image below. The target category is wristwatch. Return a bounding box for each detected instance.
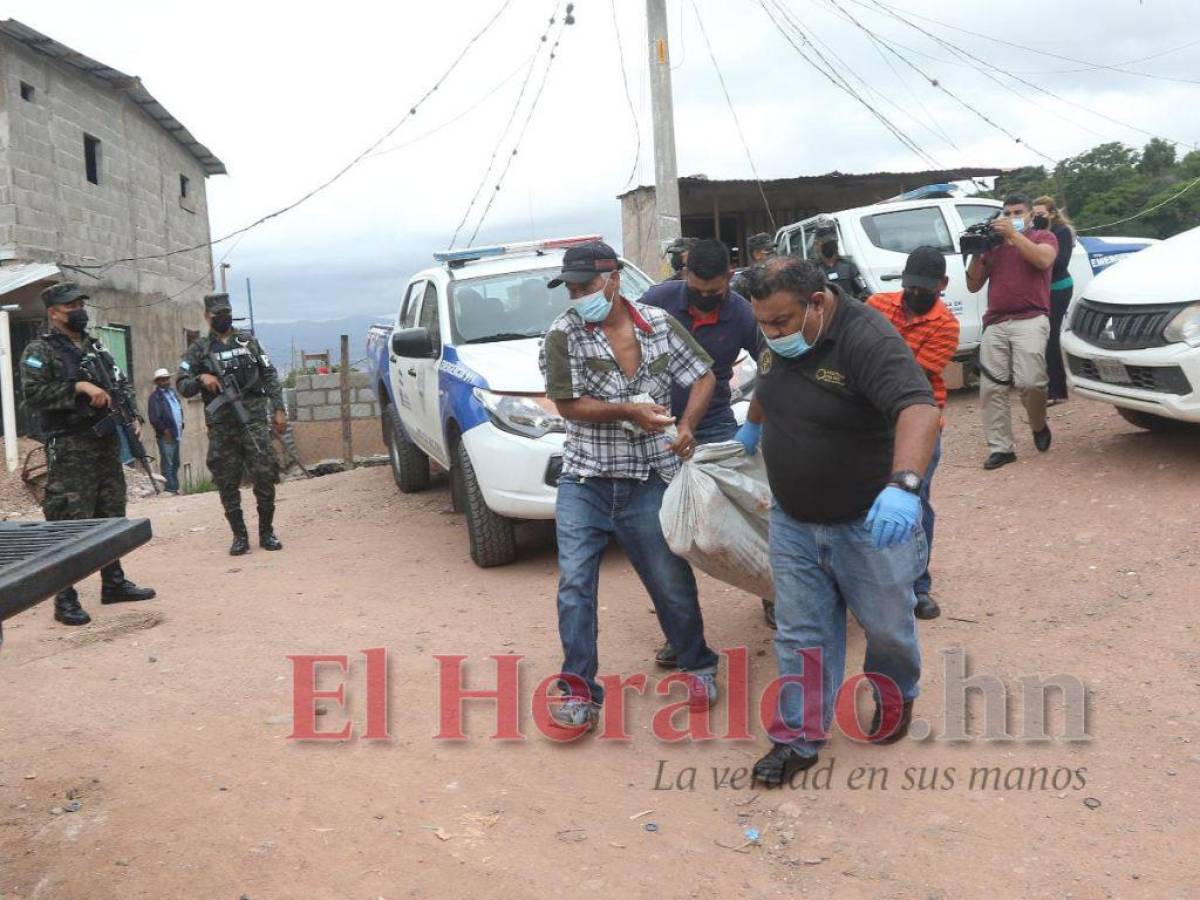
[889,470,924,494]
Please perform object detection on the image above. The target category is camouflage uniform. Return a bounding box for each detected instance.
[19,282,156,625]
[176,294,284,553]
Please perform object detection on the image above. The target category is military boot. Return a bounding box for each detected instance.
[258,505,283,551]
[54,588,91,626]
[100,563,157,605]
[227,509,251,556]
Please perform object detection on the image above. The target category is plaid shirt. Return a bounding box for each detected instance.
[539,297,713,480]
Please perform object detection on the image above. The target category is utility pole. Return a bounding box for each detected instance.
[219,262,230,293]
[646,0,682,279]
[245,277,256,334]
[0,304,19,473]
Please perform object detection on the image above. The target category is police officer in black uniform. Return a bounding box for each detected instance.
[812,217,868,300]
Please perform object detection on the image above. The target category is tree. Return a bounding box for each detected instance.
[1138,138,1177,176]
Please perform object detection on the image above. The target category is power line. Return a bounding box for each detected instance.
[691,0,776,231]
[466,11,574,247]
[815,0,1059,163]
[756,0,943,168]
[448,1,562,250]
[859,0,1199,151]
[873,2,1200,86]
[67,0,519,277]
[1077,175,1200,233]
[610,0,642,189]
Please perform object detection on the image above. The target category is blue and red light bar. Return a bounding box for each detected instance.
[434,235,602,265]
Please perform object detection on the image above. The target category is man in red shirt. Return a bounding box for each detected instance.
[868,247,960,619]
[966,193,1058,470]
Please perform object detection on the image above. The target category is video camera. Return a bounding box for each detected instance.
[958,211,1004,257]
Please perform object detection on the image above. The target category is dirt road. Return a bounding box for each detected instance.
[3,394,1199,899]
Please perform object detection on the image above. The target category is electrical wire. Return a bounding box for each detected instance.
[1076,175,1200,233]
[611,0,643,189]
[872,2,1200,86]
[691,0,776,231]
[447,1,562,249]
[65,0,519,277]
[859,0,1199,150]
[756,0,943,168]
[466,13,572,247]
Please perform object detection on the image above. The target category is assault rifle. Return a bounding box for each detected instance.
[205,349,265,457]
[79,340,161,494]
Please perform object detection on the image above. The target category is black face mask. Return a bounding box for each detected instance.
[686,287,725,314]
[820,240,839,258]
[66,308,89,332]
[1033,215,1050,230]
[903,289,938,315]
[211,311,234,333]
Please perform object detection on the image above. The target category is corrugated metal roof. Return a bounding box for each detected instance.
[617,167,1007,199]
[0,262,60,297]
[0,19,226,176]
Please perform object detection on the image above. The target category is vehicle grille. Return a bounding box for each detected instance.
[1067,355,1193,395]
[544,455,563,487]
[1069,299,1182,350]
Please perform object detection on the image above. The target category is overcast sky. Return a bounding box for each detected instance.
[11,0,1200,321]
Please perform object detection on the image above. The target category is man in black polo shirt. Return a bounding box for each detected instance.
[737,258,940,785]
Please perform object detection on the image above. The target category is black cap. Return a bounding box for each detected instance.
[664,236,697,256]
[204,292,232,313]
[41,281,89,308]
[548,241,623,289]
[747,233,775,254]
[901,246,947,291]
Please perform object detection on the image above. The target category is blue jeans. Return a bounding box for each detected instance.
[915,431,942,596]
[555,474,719,705]
[767,505,927,756]
[693,415,738,446]
[157,436,181,493]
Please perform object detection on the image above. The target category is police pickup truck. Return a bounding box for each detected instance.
[775,191,1154,358]
[367,236,699,568]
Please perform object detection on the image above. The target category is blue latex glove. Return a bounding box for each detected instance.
[734,420,763,455]
[864,485,921,549]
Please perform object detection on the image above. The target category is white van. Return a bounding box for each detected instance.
[1060,224,1200,430]
[776,197,1149,359]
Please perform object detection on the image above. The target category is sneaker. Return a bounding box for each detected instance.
[686,673,718,710]
[654,641,679,669]
[548,697,599,731]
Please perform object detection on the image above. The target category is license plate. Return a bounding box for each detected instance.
[1094,358,1132,384]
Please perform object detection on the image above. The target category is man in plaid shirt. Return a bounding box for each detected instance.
[867,247,961,620]
[538,241,720,731]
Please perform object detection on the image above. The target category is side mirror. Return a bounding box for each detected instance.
[391,327,436,359]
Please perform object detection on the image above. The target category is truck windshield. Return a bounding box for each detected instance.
[449,264,652,344]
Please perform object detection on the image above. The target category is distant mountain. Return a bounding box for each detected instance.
[251,315,389,373]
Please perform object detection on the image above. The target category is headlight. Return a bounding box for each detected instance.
[1164,302,1200,347]
[473,389,565,439]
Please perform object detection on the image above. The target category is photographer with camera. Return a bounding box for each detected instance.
[965,193,1058,470]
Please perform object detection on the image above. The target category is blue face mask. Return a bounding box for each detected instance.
[574,276,613,323]
[1010,215,1026,233]
[765,305,822,358]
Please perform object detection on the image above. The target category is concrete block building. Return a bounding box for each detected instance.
[0,19,224,485]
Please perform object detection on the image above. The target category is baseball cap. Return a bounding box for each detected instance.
[812,216,837,238]
[153,368,171,380]
[747,233,775,253]
[41,282,89,308]
[204,292,232,313]
[901,246,947,291]
[547,241,624,289]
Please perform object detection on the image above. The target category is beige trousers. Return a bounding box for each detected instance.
[979,315,1050,455]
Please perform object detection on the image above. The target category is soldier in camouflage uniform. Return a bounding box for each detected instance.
[19,282,157,626]
[177,293,287,555]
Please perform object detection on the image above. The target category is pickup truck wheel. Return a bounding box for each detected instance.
[1116,407,1179,432]
[384,405,430,492]
[455,440,517,568]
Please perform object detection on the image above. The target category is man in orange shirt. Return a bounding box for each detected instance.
[867,247,960,620]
